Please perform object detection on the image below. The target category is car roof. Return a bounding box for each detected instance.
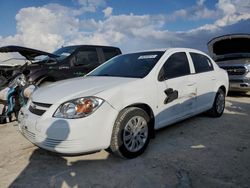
[61,45,121,50]
[125,48,205,54]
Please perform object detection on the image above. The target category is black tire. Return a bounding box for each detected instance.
[0,116,6,124]
[207,88,225,117]
[109,107,151,159]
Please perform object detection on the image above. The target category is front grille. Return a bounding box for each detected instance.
[28,101,52,116]
[229,79,244,83]
[220,66,248,75]
[29,105,46,116]
[32,101,52,108]
[43,138,68,148]
[41,137,80,148]
[22,128,36,142]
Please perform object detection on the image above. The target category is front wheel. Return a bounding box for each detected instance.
[207,88,225,117]
[109,107,151,159]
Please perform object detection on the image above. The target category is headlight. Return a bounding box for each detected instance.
[53,97,104,119]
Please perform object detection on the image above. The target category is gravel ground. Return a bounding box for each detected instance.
[0,93,249,188]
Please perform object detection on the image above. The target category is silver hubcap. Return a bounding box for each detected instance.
[216,92,225,114]
[123,116,148,152]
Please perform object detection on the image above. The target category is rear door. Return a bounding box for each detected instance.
[156,51,197,128]
[187,52,216,112]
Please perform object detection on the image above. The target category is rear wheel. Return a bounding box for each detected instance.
[109,107,151,159]
[207,88,225,117]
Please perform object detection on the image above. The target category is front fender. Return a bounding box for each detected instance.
[96,79,158,116]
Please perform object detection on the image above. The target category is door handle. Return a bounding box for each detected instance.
[164,88,178,104]
[211,77,216,80]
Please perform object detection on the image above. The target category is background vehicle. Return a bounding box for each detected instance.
[0,59,26,90]
[208,34,250,93]
[0,63,20,89]
[0,45,122,86]
[0,45,121,123]
[18,48,228,158]
[0,46,57,89]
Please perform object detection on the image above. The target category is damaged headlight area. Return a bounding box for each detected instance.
[8,74,27,88]
[53,97,104,119]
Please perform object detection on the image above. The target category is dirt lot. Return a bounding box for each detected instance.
[0,93,249,188]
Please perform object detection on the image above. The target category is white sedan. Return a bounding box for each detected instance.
[18,48,229,158]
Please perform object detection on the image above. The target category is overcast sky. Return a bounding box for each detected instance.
[0,0,249,57]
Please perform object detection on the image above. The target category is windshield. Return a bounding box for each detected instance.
[88,51,164,78]
[52,46,78,61]
[39,46,78,63]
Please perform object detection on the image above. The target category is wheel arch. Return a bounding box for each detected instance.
[207,84,226,117]
[125,103,156,138]
[218,85,227,94]
[212,85,227,103]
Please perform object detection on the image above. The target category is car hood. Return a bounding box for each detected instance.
[207,34,250,61]
[0,45,58,61]
[32,76,138,104]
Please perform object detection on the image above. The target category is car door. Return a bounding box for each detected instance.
[187,52,216,112]
[156,51,197,129]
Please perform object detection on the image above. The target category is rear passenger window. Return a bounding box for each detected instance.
[190,53,214,73]
[103,48,120,61]
[75,49,99,66]
[160,52,190,80]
